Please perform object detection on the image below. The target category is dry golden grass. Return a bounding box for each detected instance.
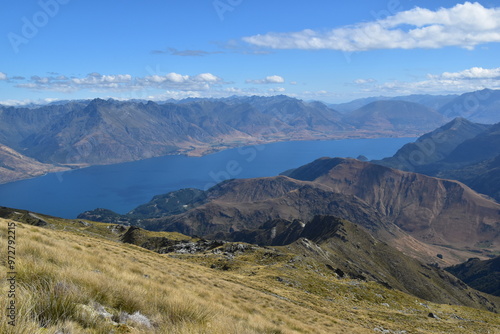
[1,218,500,334]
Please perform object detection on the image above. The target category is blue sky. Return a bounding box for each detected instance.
[1,0,500,105]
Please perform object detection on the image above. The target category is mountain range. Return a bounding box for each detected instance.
[330,89,500,124]
[328,93,459,113]
[2,89,500,184]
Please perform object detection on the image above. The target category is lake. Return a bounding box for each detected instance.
[0,137,415,218]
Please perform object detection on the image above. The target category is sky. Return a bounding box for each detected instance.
[1,0,500,105]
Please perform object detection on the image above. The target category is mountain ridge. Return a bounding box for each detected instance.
[80,157,500,265]
[374,117,500,202]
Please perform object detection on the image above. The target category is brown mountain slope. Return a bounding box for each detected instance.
[142,177,387,237]
[287,158,500,250]
[122,215,500,313]
[0,144,68,184]
[137,158,500,264]
[287,216,498,311]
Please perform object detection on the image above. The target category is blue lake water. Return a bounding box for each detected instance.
[0,137,415,218]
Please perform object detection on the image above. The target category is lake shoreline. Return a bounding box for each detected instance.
[0,137,417,219]
[0,132,416,186]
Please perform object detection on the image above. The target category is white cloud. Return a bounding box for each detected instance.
[72,73,132,85]
[356,66,500,95]
[15,72,223,93]
[246,75,285,84]
[140,72,222,91]
[429,67,500,80]
[243,2,500,51]
[0,98,60,106]
[354,78,377,85]
[145,90,203,101]
[268,87,286,93]
[194,73,220,82]
[0,72,7,80]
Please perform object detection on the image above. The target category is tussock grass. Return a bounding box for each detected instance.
[1,218,500,333]
[0,220,314,333]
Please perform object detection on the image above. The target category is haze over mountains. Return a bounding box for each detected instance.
[1,88,499,184]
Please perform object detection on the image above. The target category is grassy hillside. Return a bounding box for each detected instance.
[1,214,500,333]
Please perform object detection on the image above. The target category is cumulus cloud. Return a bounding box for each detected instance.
[429,67,500,80]
[357,66,500,95]
[72,73,132,86]
[268,87,286,93]
[354,78,377,85]
[246,75,285,84]
[140,72,222,91]
[0,72,7,80]
[243,2,500,51]
[15,72,223,92]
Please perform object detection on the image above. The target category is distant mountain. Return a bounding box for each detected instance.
[0,96,350,171]
[1,91,498,184]
[438,89,500,124]
[342,100,446,133]
[438,121,500,165]
[81,157,500,264]
[0,101,86,149]
[374,118,500,202]
[21,98,232,164]
[446,256,500,297]
[440,154,500,203]
[373,117,491,172]
[330,94,457,113]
